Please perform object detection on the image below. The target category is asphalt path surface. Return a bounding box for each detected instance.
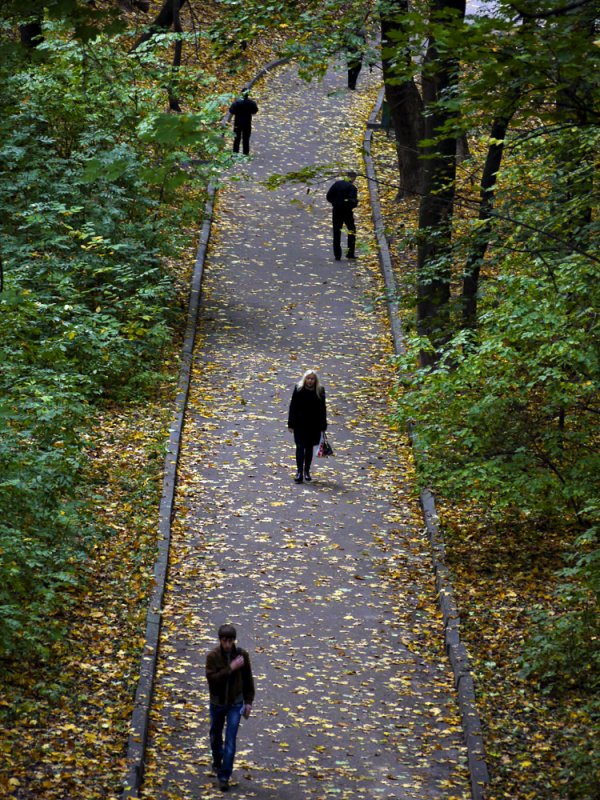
[142,62,470,800]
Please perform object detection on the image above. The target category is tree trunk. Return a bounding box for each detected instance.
[133,0,187,49]
[554,7,595,232]
[416,0,465,362]
[168,0,184,111]
[461,112,514,328]
[20,21,43,48]
[380,4,424,197]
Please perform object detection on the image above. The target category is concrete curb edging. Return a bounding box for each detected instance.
[119,57,289,800]
[363,87,490,800]
[244,57,291,92]
[363,89,405,357]
[120,186,215,800]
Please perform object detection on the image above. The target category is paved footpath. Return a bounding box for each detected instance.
[142,62,470,800]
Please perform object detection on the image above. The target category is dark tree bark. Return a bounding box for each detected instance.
[380,2,424,197]
[133,0,187,49]
[20,21,43,48]
[456,132,470,162]
[416,0,466,362]
[168,0,184,111]
[554,6,595,233]
[461,110,516,328]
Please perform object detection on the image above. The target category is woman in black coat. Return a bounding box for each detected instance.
[287,369,327,483]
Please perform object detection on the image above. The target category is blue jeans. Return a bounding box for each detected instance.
[210,702,244,781]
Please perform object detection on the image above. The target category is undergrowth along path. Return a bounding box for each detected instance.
[141,63,471,800]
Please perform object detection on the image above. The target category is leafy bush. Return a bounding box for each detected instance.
[394,116,599,797]
[395,120,599,515]
[520,523,600,798]
[0,22,227,658]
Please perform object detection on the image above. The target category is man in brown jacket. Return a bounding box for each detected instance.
[205,624,255,792]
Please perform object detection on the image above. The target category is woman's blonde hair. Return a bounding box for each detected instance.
[297,369,324,396]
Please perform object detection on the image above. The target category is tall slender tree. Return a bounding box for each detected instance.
[380,1,424,197]
[415,0,465,359]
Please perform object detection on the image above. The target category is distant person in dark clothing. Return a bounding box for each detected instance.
[347,54,362,90]
[287,370,327,483]
[206,624,255,792]
[346,27,366,89]
[229,88,258,155]
[326,171,358,260]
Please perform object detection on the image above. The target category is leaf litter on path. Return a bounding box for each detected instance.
[142,62,470,800]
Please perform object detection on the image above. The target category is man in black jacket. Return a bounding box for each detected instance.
[326,171,358,260]
[229,88,258,155]
[206,624,255,791]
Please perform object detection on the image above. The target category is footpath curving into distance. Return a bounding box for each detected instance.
[122,59,487,800]
[120,59,288,800]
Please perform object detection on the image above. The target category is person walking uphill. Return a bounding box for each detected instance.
[326,170,358,260]
[287,369,327,484]
[206,624,255,792]
[229,87,258,155]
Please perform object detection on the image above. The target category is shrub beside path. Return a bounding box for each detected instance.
[141,63,471,800]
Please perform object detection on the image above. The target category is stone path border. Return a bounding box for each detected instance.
[119,57,288,800]
[363,88,490,800]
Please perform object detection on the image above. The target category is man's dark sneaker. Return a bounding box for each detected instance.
[294,472,303,483]
[304,471,312,482]
[219,780,229,792]
[346,253,357,259]
[211,763,220,775]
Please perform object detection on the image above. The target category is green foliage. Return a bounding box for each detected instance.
[395,122,598,519]
[395,253,599,520]
[521,525,600,798]
[0,19,225,658]
[394,121,599,571]
[2,0,125,41]
[391,16,600,780]
[523,528,599,692]
[208,0,379,80]
[262,164,339,190]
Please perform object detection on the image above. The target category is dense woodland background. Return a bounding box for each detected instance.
[0,0,598,797]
